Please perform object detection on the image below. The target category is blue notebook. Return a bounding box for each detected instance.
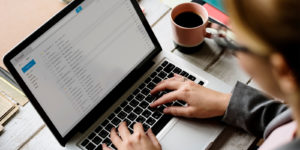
[203,0,226,14]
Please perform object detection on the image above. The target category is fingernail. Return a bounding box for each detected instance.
[163,108,168,113]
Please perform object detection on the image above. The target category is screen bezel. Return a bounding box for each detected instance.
[3,0,161,146]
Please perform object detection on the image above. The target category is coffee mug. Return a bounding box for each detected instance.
[171,2,209,53]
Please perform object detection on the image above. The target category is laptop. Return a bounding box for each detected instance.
[4,0,231,149]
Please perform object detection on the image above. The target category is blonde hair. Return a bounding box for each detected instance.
[225,0,300,83]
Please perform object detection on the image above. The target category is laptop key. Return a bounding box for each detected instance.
[133,106,143,115]
[152,115,172,135]
[95,145,103,150]
[198,81,205,86]
[99,130,109,138]
[161,61,168,67]
[180,71,189,77]
[127,95,134,101]
[92,135,102,145]
[147,106,156,112]
[188,75,196,81]
[152,111,163,119]
[136,116,146,123]
[152,77,161,84]
[117,111,127,120]
[139,101,148,109]
[164,63,175,73]
[145,95,155,103]
[147,82,156,90]
[141,88,150,96]
[95,125,103,133]
[173,67,182,74]
[101,120,109,127]
[156,66,163,72]
[142,110,151,118]
[105,123,114,132]
[81,139,89,147]
[124,119,131,126]
[88,132,96,140]
[108,113,115,120]
[86,142,96,150]
[145,77,151,83]
[111,144,117,150]
[138,83,146,89]
[128,112,137,121]
[167,73,174,78]
[158,71,167,79]
[114,107,121,114]
[133,89,140,95]
[146,117,156,126]
[135,94,145,101]
[124,105,133,113]
[103,138,111,146]
[129,99,139,107]
[111,118,121,126]
[120,101,128,108]
[143,124,150,132]
[150,72,157,78]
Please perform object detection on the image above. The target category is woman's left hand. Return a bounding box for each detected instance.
[102,122,161,150]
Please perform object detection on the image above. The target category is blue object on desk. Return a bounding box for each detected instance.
[203,0,226,14]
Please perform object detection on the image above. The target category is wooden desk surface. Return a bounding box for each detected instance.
[0,0,257,149]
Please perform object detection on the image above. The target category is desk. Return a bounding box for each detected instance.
[0,0,257,149]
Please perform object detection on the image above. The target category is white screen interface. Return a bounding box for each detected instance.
[11,0,154,136]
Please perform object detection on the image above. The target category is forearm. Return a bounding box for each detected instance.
[222,82,288,137]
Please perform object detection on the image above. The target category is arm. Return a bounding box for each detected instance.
[222,81,288,137]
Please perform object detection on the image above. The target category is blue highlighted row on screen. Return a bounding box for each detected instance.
[22,59,36,73]
[76,6,82,13]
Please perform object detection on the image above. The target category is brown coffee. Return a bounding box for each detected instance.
[174,12,203,28]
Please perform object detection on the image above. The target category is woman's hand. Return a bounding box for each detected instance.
[103,122,161,150]
[150,74,231,118]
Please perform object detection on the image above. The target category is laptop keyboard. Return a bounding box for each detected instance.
[80,60,205,150]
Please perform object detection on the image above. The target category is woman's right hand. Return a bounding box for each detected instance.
[150,74,231,119]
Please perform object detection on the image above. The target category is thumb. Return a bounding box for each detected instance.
[102,143,112,150]
[163,106,192,117]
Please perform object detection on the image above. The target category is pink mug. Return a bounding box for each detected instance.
[171,2,209,53]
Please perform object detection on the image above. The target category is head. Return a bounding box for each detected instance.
[225,0,300,105]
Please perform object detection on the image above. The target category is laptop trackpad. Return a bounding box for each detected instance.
[159,118,224,150]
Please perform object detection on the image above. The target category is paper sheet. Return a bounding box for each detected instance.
[0,125,3,133]
[160,0,191,8]
[0,77,28,106]
[0,93,14,120]
[0,92,19,125]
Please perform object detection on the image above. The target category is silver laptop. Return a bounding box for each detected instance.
[4,0,231,149]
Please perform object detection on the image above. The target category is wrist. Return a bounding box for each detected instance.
[217,93,231,116]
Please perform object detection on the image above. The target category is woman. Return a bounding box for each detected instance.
[103,0,300,149]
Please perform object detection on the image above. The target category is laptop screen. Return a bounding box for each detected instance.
[11,0,155,136]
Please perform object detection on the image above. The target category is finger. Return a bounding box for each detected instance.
[163,106,192,117]
[150,90,183,107]
[173,73,183,78]
[133,122,145,134]
[118,122,131,139]
[147,128,160,146]
[102,143,112,150]
[110,128,122,147]
[150,80,183,95]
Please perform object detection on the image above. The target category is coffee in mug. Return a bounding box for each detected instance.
[171,2,209,53]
